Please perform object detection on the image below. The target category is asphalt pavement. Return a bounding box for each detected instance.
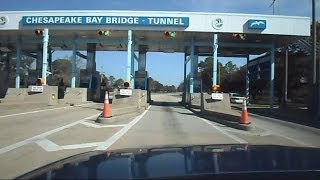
[0,93,320,178]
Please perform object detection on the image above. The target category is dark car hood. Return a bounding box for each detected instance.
[17,144,320,179]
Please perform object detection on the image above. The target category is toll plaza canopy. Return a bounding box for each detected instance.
[0,10,311,110]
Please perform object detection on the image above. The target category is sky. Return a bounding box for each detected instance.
[1,0,318,86]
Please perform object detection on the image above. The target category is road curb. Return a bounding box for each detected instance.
[186,106,253,131]
[248,112,320,135]
[232,106,320,134]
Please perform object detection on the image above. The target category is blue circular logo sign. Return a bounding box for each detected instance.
[212,18,223,30]
[0,16,8,26]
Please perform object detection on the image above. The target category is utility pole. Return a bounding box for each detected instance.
[270,0,276,15]
[312,0,320,120]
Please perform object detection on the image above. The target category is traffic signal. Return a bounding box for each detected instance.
[35,29,43,36]
[164,31,176,38]
[212,85,220,92]
[233,33,246,40]
[98,30,111,36]
[123,81,130,89]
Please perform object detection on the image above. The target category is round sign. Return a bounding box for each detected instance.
[212,18,223,30]
[0,16,8,26]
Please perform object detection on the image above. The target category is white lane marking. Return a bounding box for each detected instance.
[80,121,126,128]
[36,139,62,151]
[0,106,70,118]
[61,142,101,150]
[0,113,101,155]
[95,106,151,151]
[198,117,248,144]
[0,102,98,119]
[80,121,103,128]
[99,124,127,128]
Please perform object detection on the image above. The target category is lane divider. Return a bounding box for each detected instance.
[95,105,151,151]
[0,113,101,155]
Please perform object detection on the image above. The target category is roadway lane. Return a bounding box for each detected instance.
[0,103,102,148]
[109,94,247,150]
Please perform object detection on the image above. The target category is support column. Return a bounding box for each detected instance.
[183,53,187,103]
[71,36,77,88]
[246,55,250,105]
[190,37,194,94]
[269,45,275,112]
[87,43,96,73]
[48,46,52,73]
[213,34,218,86]
[138,45,147,71]
[193,53,199,92]
[131,39,135,89]
[284,48,288,103]
[127,30,134,88]
[42,28,49,85]
[15,37,22,88]
[36,45,43,77]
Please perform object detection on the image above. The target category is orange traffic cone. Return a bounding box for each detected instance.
[240,98,250,124]
[103,91,112,118]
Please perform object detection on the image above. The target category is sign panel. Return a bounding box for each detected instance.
[22,16,189,27]
[211,93,223,100]
[120,89,132,96]
[248,19,266,30]
[30,86,43,92]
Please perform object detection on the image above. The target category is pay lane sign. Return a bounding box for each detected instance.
[21,16,189,27]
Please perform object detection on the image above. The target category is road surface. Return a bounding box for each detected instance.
[0,93,320,178]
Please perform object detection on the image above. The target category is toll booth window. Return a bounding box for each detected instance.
[91,77,98,89]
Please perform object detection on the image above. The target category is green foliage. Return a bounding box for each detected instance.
[148,77,176,92]
[198,57,239,93]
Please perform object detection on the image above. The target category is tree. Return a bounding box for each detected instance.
[224,61,239,74]
[108,76,116,87]
[7,55,35,87]
[51,59,72,86]
[113,78,124,89]
[198,57,240,93]
[177,81,184,92]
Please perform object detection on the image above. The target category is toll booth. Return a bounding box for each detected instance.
[80,69,101,102]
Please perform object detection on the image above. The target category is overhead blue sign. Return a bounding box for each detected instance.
[21,16,189,27]
[248,19,266,30]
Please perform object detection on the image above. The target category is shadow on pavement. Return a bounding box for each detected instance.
[150,101,182,107]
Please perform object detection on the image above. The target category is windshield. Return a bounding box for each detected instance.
[0,0,319,179]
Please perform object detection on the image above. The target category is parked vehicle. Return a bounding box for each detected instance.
[229,93,246,104]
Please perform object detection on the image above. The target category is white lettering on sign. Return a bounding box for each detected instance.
[30,86,44,92]
[26,16,83,24]
[86,16,103,24]
[211,93,223,100]
[148,17,184,25]
[120,89,132,96]
[23,16,189,26]
[105,17,139,25]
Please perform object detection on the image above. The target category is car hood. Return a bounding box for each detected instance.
[17,144,320,179]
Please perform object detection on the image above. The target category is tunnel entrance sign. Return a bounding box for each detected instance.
[22,16,189,27]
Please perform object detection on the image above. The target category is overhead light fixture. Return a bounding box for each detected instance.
[51,46,62,50]
[0,47,11,52]
[163,49,175,53]
[61,44,68,49]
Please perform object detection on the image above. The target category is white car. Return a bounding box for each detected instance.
[229,93,246,104]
